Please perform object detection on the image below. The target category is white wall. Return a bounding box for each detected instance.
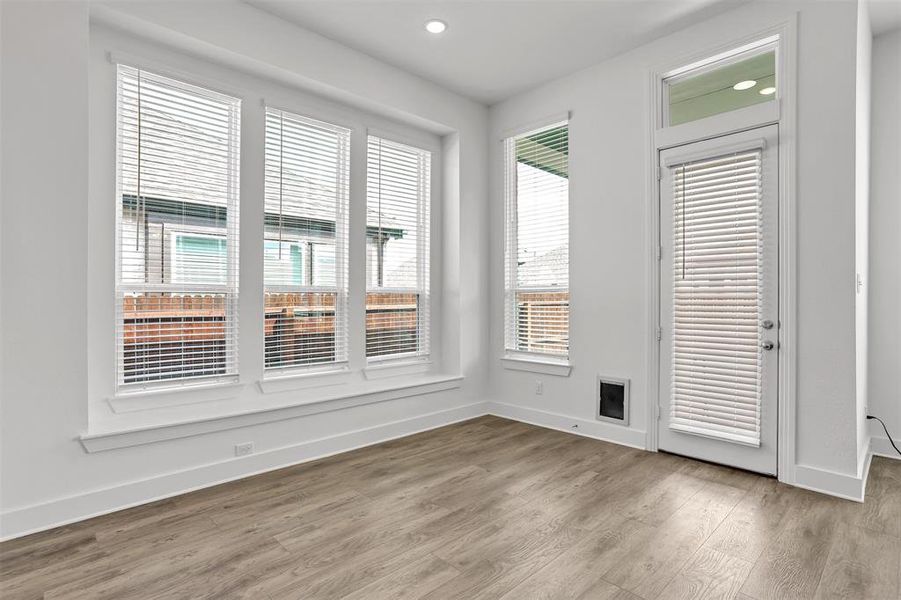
[0,0,881,539]
[868,27,901,459]
[1,0,91,534]
[855,0,872,471]
[488,1,864,482]
[0,0,489,539]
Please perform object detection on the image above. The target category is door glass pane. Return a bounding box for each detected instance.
[670,150,764,446]
[667,49,776,126]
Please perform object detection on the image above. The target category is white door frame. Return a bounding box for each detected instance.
[644,16,798,485]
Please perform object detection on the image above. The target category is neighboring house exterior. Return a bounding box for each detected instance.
[514,245,569,355]
[120,194,416,381]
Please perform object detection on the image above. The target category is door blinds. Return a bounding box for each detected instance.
[366,136,431,361]
[670,150,763,446]
[263,108,350,373]
[116,65,241,389]
[503,123,570,357]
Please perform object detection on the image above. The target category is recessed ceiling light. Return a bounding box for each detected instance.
[733,80,757,91]
[425,19,447,34]
[759,87,776,96]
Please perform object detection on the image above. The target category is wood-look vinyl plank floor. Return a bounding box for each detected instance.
[2,416,900,600]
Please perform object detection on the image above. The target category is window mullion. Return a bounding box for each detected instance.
[347,127,368,371]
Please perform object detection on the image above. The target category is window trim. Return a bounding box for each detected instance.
[86,375,465,452]
[363,359,432,380]
[502,118,571,362]
[114,63,242,393]
[500,355,571,377]
[659,34,780,130]
[262,106,351,377]
[364,133,433,364]
[257,363,352,394]
[108,381,246,413]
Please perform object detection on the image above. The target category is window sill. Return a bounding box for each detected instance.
[108,380,245,414]
[257,365,351,394]
[82,374,464,453]
[500,356,571,377]
[363,358,431,380]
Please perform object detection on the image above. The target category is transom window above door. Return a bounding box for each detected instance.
[664,37,778,127]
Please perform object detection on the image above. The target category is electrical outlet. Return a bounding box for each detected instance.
[535,380,543,395]
[235,442,254,457]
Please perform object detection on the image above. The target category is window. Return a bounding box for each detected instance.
[172,233,227,284]
[116,65,240,389]
[264,108,350,373]
[263,240,305,287]
[665,41,777,126]
[504,122,570,359]
[366,136,431,361]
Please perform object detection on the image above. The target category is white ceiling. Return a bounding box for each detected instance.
[246,0,749,105]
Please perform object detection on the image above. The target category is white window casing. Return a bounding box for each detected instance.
[115,65,241,391]
[365,136,431,362]
[503,121,570,360]
[263,108,351,375]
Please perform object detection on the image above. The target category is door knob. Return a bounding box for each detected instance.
[761,340,775,351]
[762,319,774,330]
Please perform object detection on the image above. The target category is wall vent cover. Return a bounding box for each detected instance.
[597,376,630,426]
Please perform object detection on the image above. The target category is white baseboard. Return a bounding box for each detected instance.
[793,450,873,503]
[487,401,877,503]
[7,401,886,541]
[0,401,488,541]
[871,435,901,460]
[486,400,647,450]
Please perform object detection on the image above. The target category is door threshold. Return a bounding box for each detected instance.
[658,450,777,479]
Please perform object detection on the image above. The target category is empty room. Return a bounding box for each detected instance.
[2,0,901,598]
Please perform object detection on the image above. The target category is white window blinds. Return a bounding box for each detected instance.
[264,108,350,373]
[116,65,241,388]
[504,122,570,358]
[670,150,763,446]
[366,136,431,361]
